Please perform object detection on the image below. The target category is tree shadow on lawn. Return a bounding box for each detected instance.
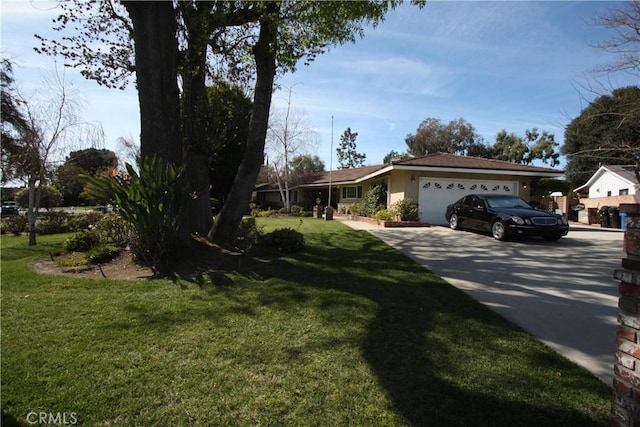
[243,230,611,426]
[118,228,611,425]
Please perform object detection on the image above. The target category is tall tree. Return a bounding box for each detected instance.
[266,86,318,211]
[0,61,103,245]
[383,150,410,164]
[563,85,640,189]
[54,148,118,205]
[36,0,416,245]
[290,154,325,175]
[405,117,484,157]
[591,0,640,76]
[490,128,559,166]
[336,128,366,169]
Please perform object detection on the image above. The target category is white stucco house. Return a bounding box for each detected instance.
[573,165,639,224]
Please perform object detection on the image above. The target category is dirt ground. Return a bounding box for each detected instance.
[31,238,267,280]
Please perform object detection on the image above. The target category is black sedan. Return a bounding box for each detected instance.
[445,194,569,241]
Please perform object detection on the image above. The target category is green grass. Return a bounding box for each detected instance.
[1,218,612,426]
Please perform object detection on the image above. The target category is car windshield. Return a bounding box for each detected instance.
[485,196,532,209]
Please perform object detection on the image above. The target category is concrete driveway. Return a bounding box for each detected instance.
[342,219,624,385]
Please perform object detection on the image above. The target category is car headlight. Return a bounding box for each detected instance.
[558,217,568,225]
[511,216,525,225]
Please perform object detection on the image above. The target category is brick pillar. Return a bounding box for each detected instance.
[612,204,640,426]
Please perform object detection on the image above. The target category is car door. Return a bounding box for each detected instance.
[467,196,491,231]
[455,196,476,228]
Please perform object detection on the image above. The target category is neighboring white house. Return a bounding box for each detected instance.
[573,165,639,224]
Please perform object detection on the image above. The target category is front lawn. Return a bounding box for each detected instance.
[1,218,612,426]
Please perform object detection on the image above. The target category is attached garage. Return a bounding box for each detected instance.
[418,177,519,225]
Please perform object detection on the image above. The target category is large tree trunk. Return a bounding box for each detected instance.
[123,1,181,165]
[208,5,279,245]
[181,4,214,236]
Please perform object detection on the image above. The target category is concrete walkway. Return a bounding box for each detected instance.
[336,217,624,385]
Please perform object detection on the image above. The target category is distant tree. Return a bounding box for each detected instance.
[55,148,118,205]
[290,154,325,175]
[405,117,485,157]
[266,86,319,211]
[383,150,410,164]
[562,86,640,189]
[15,185,62,210]
[489,128,559,166]
[590,1,640,76]
[1,60,102,245]
[336,128,366,169]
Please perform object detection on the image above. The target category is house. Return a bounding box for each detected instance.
[573,165,639,224]
[254,152,565,225]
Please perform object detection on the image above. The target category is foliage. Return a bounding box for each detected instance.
[54,148,118,206]
[1,215,27,235]
[259,227,304,253]
[349,200,366,216]
[36,211,70,235]
[15,185,63,209]
[490,128,559,167]
[405,117,487,157]
[66,211,104,232]
[64,231,101,252]
[84,156,190,272]
[93,212,132,247]
[383,150,410,164]
[290,154,325,175]
[86,245,120,264]
[234,216,261,255]
[562,86,640,189]
[373,209,394,220]
[336,127,366,169]
[530,179,572,198]
[391,198,420,221]
[363,184,386,217]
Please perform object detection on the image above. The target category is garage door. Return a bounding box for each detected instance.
[418,178,518,225]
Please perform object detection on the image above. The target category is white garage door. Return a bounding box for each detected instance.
[418,177,518,225]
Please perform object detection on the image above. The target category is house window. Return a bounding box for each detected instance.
[342,186,362,199]
[620,188,629,196]
[607,191,612,196]
[292,190,299,203]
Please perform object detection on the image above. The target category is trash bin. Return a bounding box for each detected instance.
[313,205,323,219]
[324,206,334,221]
[620,211,628,231]
[600,206,610,228]
[609,207,621,229]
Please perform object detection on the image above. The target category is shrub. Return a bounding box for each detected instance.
[1,215,27,235]
[234,216,261,254]
[299,210,312,217]
[66,211,104,232]
[349,201,366,216]
[363,184,386,217]
[15,185,63,209]
[64,231,101,252]
[84,156,190,273]
[290,205,303,215]
[373,209,394,221]
[94,213,132,247]
[260,227,304,253]
[256,209,277,218]
[391,198,420,221]
[36,211,71,235]
[86,245,120,264]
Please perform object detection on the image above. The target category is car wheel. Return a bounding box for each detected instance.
[491,220,507,241]
[449,213,459,230]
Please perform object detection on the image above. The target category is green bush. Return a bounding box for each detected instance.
[349,201,366,216]
[363,184,386,217]
[299,210,312,217]
[66,211,104,232]
[1,215,27,235]
[94,213,132,247]
[260,227,304,253]
[256,209,277,218]
[84,156,190,273]
[36,211,71,235]
[391,198,420,221]
[64,231,101,252]
[86,245,120,264]
[373,209,394,220]
[234,216,260,254]
[15,185,63,209]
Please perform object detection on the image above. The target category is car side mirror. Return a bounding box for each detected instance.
[474,205,486,212]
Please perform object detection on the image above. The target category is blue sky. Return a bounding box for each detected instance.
[2,1,638,170]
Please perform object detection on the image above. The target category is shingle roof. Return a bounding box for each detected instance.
[392,152,562,173]
[261,153,564,188]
